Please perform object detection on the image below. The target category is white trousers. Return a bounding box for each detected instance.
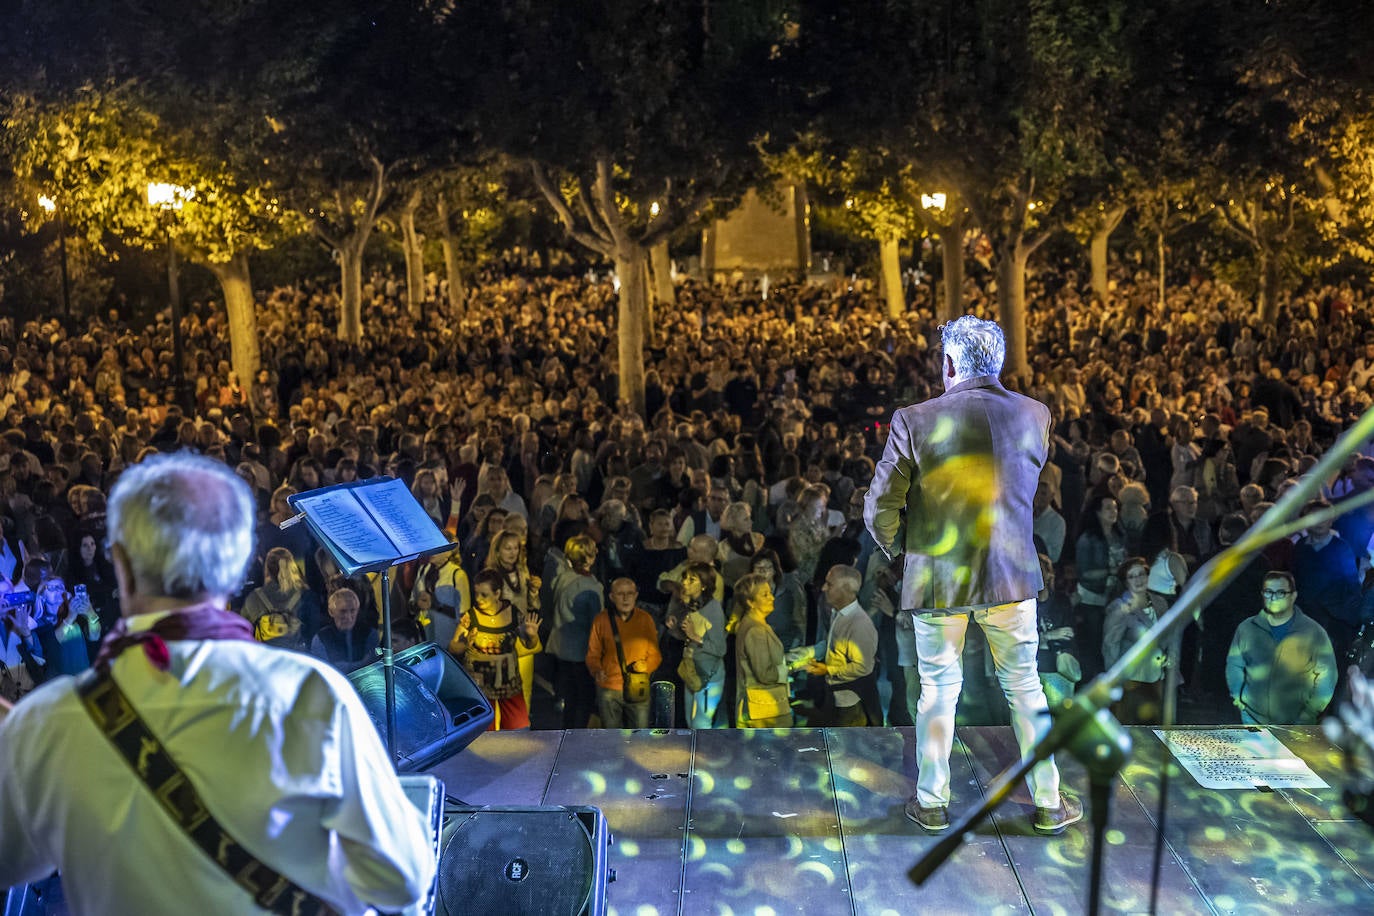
[912,599,1061,808]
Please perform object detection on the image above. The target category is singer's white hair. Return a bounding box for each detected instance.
[107,453,257,599]
[940,315,1005,378]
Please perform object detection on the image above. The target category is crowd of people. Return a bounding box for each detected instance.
[3,261,1373,732]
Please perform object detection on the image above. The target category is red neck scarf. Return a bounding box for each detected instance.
[93,603,255,673]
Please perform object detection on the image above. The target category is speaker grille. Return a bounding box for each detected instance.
[439,810,594,915]
[350,665,448,759]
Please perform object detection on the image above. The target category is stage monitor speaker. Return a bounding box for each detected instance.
[436,806,612,916]
[347,641,493,772]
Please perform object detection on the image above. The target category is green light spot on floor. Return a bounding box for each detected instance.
[584,772,607,794]
[1106,829,1126,845]
[726,839,746,855]
[823,837,843,852]
[634,906,659,916]
[733,776,752,790]
[1204,825,1226,842]
[626,778,641,793]
[686,835,707,861]
[620,839,640,857]
[1215,896,1237,910]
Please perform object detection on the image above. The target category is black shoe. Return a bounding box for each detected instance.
[904,796,949,832]
[1033,794,1084,835]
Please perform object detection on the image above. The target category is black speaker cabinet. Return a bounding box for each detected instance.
[437,806,612,916]
[346,641,494,771]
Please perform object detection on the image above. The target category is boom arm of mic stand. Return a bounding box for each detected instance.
[910,406,1374,886]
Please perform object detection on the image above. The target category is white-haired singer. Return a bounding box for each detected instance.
[865,316,1083,836]
[0,453,435,914]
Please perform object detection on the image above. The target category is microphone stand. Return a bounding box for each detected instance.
[911,407,1374,915]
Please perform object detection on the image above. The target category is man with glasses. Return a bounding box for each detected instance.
[1226,571,1337,726]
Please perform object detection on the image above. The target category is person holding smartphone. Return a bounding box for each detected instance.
[1,586,43,704]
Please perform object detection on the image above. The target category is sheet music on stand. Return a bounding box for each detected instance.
[288,476,452,576]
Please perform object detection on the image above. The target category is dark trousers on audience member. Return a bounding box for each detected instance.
[878,611,912,726]
[1076,603,1106,682]
[597,687,650,729]
[657,632,687,728]
[1113,679,1163,725]
[812,701,868,727]
[555,657,597,728]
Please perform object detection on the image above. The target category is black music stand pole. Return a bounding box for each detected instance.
[381,565,396,756]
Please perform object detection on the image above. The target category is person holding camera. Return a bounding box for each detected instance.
[1,584,43,703]
[31,573,102,679]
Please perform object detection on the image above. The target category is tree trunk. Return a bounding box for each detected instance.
[649,240,675,309]
[338,241,365,342]
[207,252,260,384]
[938,225,965,323]
[1258,247,1281,324]
[794,184,812,280]
[1154,201,1165,315]
[614,246,649,418]
[879,234,904,317]
[1089,204,1126,304]
[435,194,466,318]
[642,252,656,342]
[996,243,1030,380]
[400,188,425,317]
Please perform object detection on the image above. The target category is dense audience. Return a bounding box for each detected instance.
[3,262,1373,730]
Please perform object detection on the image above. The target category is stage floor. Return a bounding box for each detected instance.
[426,725,1374,915]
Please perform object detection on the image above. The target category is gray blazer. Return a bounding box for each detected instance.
[864,375,1049,610]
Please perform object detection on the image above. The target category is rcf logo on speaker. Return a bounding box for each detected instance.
[504,858,530,882]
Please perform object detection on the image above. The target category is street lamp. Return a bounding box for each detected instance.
[38,195,71,319]
[147,181,195,412]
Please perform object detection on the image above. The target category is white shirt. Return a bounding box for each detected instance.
[0,612,435,914]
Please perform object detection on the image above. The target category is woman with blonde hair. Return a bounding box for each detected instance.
[732,573,793,728]
[242,547,322,649]
[410,467,448,525]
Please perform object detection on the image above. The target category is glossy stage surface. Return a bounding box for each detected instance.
[426,725,1374,915]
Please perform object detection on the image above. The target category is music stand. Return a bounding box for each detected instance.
[288,476,457,757]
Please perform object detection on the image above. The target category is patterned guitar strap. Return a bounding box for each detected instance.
[76,607,339,915]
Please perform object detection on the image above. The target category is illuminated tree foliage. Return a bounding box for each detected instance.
[4,85,301,380]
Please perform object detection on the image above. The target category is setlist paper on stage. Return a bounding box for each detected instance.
[1153,728,1328,790]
